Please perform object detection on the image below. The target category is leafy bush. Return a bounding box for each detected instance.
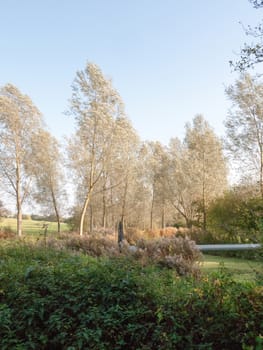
[0,226,15,239]
[0,244,262,349]
[207,192,263,243]
[22,214,32,220]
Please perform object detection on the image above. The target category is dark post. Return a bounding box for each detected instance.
[118,219,124,252]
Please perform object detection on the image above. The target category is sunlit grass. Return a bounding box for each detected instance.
[0,217,69,235]
[202,254,262,282]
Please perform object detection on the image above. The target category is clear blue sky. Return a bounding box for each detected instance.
[1,0,263,144]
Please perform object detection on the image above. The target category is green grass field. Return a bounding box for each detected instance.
[202,253,262,282]
[0,217,69,235]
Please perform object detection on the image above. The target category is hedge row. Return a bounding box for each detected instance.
[0,244,262,349]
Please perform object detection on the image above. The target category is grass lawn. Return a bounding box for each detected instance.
[0,217,69,235]
[202,253,263,282]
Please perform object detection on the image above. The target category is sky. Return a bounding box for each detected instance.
[1,0,263,145]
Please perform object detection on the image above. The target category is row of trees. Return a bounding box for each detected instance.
[1,61,263,238]
[0,84,64,235]
[66,63,227,235]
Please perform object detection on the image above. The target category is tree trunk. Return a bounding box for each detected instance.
[150,208,153,230]
[202,151,207,231]
[203,208,207,231]
[161,206,165,229]
[57,217,61,234]
[16,164,22,236]
[51,186,61,233]
[79,190,92,236]
[17,201,22,236]
[260,147,263,198]
[120,179,128,223]
[110,187,115,230]
[202,185,207,231]
[150,187,155,230]
[90,205,93,234]
[185,218,193,228]
[102,188,106,228]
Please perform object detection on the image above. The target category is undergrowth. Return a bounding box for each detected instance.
[0,243,262,349]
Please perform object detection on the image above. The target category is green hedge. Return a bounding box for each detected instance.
[0,244,262,349]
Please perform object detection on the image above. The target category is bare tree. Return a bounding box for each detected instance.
[225,73,263,197]
[231,1,263,70]
[0,84,43,236]
[0,200,10,218]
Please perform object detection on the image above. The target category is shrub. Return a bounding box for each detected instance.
[35,233,202,276]
[0,245,262,349]
[207,192,263,244]
[37,233,119,257]
[0,226,15,239]
[63,233,119,257]
[22,214,31,220]
[125,227,184,243]
[127,236,202,276]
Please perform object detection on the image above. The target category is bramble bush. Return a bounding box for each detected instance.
[35,233,202,277]
[40,233,120,258]
[130,236,202,276]
[0,243,262,349]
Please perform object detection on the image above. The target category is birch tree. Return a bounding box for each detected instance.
[30,130,65,233]
[68,62,126,235]
[143,141,169,229]
[167,138,198,227]
[112,116,140,229]
[185,115,228,230]
[77,115,140,232]
[0,84,43,235]
[225,73,263,197]
[167,116,227,229]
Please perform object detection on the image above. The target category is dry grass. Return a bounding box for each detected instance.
[33,231,202,276]
[133,236,202,276]
[125,226,185,243]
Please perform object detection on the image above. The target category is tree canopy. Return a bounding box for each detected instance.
[231,0,263,70]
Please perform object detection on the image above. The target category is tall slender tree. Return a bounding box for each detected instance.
[30,129,65,233]
[184,115,228,230]
[167,137,198,227]
[225,73,263,197]
[167,116,227,229]
[142,141,169,229]
[0,84,43,236]
[68,62,127,235]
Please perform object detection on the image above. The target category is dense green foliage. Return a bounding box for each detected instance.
[0,244,262,349]
[207,193,263,243]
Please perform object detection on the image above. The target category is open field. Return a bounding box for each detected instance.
[0,217,69,235]
[202,254,263,282]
